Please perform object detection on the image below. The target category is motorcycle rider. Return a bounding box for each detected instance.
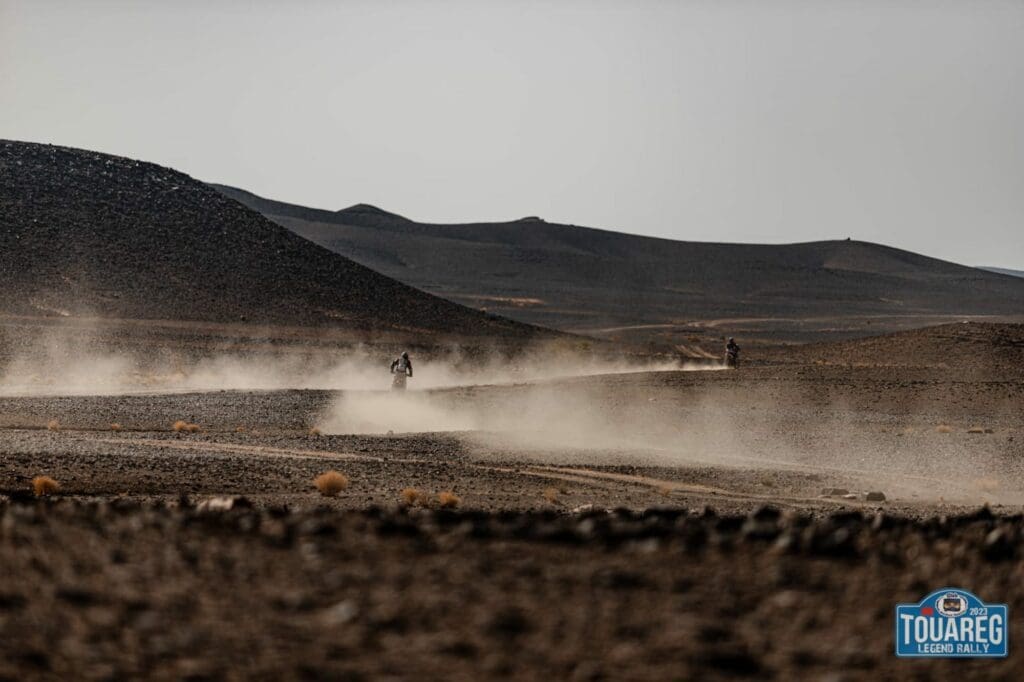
[390,351,413,390]
[725,337,740,367]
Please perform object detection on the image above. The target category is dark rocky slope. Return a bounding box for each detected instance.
[0,141,547,339]
[215,184,1024,338]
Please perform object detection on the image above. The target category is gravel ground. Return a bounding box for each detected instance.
[2,364,1020,511]
[1,328,1022,680]
[0,501,1021,681]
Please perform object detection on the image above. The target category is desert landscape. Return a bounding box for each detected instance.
[1,140,1023,680]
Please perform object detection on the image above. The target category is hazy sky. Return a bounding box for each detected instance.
[2,1,1022,267]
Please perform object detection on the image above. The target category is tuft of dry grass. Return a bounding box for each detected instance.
[967,426,985,434]
[308,427,323,438]
[314,470,349,496]
[32,475,60,497]
[46,419,60,431]
[110,423,122,432]
[234,425,246,433]
[438,491,460,509]
[400,487,422,506]
[543,487,560,504]
[935,424,953,433]
[173,420,201,433]
[657,485,674,497]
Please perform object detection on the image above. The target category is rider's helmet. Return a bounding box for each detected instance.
[401,351,409,359]
[728,337,734,344]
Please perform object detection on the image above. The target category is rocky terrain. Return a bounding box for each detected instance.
[0,141,546,339]
[0,323,1021,679]
[1,500,1020,681]
[766,321,1024,375]
[215,184,1024,344]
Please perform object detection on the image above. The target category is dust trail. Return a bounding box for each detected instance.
[0,328,717,396]
[316,378,1024,506]
[6,328,1018,506]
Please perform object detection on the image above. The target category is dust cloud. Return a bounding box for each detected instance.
[316,377,1024,506]
[2,330,1018,506]
[0,333,716,396]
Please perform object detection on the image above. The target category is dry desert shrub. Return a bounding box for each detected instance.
[967,427,985,434]
[400,487,422,506]
[657,485,674,497]
[46,419,60,431]
[234,425,246,433]
[314,470,349,496]
[308,427,323,437]
[173,420,201,433]
[438,491,460,509]
[935,424,953,433]
[110,423,123,432]
[32,476,60,497]
[543,487,560,504]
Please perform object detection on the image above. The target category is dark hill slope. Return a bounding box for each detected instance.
[213,185,1024,339]
[786,322,1024,377]
[0,142,547,339]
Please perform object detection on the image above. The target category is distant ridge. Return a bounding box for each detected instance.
[336,203,413,227]
[980,266,1024,279]
[338,203,411,222]
[214,184,1024,342]
[0,141,551,339]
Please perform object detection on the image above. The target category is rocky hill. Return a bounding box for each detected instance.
[0,141,548,339]
[215,184,1024,343]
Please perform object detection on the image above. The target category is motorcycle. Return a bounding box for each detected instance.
[724,347,739,368]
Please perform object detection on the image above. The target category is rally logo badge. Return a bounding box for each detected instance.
[895,588,1007,657]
